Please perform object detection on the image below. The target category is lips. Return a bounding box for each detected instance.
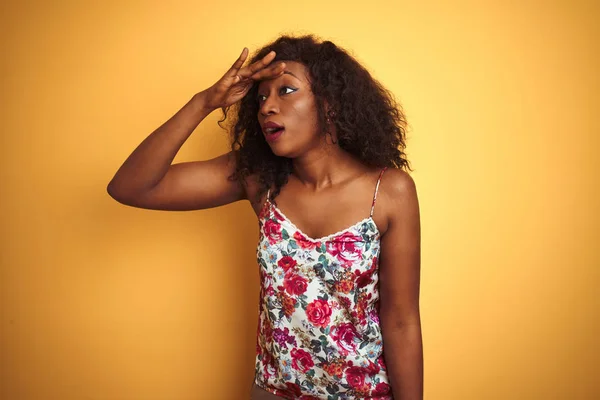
[262,121,285,135]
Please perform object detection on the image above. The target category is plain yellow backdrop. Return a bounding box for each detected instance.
[1,0,598,399]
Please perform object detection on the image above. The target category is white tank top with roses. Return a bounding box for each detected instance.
[254,168,393,399]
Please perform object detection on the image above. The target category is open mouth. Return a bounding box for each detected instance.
[263,121,285,142]
[264,127,285,135]
[264,126,285,142]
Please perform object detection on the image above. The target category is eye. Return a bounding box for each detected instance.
[280,86,297,95]
[257,86,297,103]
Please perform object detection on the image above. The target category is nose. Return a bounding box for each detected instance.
[259,95,279,117]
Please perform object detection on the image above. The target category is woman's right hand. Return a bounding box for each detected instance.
[201,48,286,111]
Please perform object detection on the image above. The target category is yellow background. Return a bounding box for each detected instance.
[1,0,598,399]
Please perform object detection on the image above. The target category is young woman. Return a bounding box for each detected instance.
[108,35,423,400]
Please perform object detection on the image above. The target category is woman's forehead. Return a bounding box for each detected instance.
[257,60,309,87]
[273,60,307,75]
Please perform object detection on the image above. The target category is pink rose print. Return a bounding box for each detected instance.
[278,255,297,272]
[326,231,363,265]
[293,231,319,250]
[372,382,391,396]
[283,273,308,296]
[365,360,380,375]
[264,219,282,244]
[306,299,332,327]
[331,323,359,355]
[345,365,366,388]
[291,348,314,373]
[255,177,388,397]
[355,256,377,288]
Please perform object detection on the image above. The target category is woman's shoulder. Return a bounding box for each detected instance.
[380,167,416,194]
[377,166,419,231]
[364,165,415,196]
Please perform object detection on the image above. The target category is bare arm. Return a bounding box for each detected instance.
[378,169,423,400]
[107,48,286,211]
[106,92,234,210]
[109,148,246,211]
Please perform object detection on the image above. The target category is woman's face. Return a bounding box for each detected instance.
[256,61,322,158]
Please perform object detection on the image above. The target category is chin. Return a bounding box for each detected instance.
[270,146,294,158]
[268,143,299,159]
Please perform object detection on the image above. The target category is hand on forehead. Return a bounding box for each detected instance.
[258,61,307,85]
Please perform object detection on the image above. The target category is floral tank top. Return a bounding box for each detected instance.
[254,168,393,399]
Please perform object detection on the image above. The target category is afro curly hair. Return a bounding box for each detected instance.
[221,34,412,202]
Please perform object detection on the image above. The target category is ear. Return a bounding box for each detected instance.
[324,101,336,119]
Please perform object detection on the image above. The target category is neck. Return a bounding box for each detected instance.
[291,144,361,190]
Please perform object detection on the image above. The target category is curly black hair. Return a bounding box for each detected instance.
[222,34,412,202]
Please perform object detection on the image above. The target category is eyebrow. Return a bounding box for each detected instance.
[257,69,302,92]
[283,70,300,80]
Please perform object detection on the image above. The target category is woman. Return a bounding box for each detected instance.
[107,35,423,400]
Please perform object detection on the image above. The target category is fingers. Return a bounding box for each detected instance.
[226,47,249,78]
[225,48,286,85]
[250,50,276,74]
[250,62,286,81]
[238,50,277,78]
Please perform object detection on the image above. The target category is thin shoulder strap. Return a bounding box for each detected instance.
[261,188,272,218]
[369,167,388,218]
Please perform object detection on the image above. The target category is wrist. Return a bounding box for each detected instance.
[192,90,216,115]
